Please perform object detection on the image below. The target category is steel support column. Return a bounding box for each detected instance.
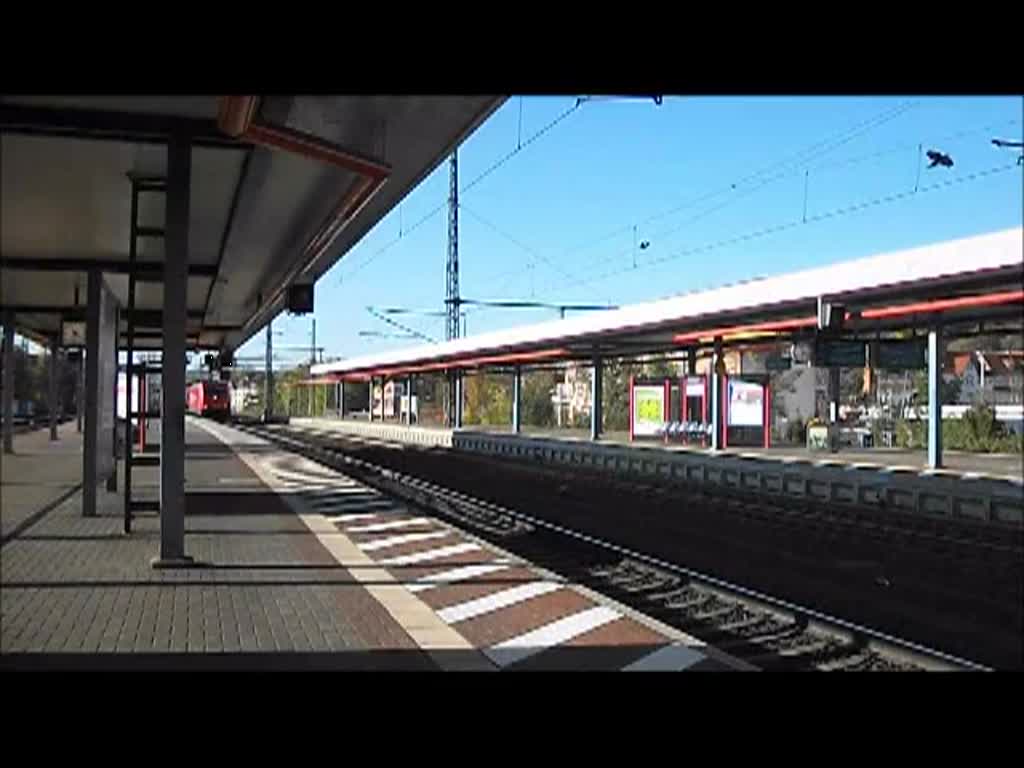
[828,367,841,424]
[369,378,375,421]
[591,356,603,441]
[76,355,84,433]
[512,365,522,434]
[454,373,463,429]
[106,306,118,493]
[156,133,191,566]
[49,336,59,440]
[82,271,101,516]
[687,347,697,376]
[1,312,13,454]
[711,337,724,451]
[928,327,944,469]
[406,375,413,425]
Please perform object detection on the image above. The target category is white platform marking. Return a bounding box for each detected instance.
[347,517,433,533]
[437,581,562,624]
[322,513,382,522]
[357,531,450,552]
[407,562,513,593]
[378,542,481,566]
[484,606,621,668]
[623,643,705,672]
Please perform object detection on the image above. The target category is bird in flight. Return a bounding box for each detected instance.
[926,150,954,169]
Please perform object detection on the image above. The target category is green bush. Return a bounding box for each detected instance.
[893,405,1022,454]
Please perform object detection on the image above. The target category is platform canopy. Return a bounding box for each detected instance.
[312,227,1024,380]
[1,95,504,350]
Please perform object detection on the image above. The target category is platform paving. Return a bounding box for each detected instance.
[0,421,433,668]
[1,421,83,541]
[2,417,743,671]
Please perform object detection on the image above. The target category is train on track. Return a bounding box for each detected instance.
[186,380,231,420]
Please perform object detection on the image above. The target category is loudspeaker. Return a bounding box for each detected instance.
[287,284,314,314]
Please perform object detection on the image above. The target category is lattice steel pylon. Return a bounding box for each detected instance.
[445,151,460,427]
[445,151,460,342]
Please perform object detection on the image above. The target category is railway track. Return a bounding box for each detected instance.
[238,420,1001,671]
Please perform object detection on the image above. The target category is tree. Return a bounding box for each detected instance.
[840,368,864,403]
[912,369,961,406]
[463,372,512,427]
[521,370,557,428]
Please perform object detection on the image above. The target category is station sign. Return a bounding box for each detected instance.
[815,339,866,368]
[875,339,927,370]
[765,354,793,371]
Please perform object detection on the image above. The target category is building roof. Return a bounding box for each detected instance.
[313,227,1024,380]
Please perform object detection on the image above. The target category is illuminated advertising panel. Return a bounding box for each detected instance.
[632,384,666,437]
[727,379,764,427]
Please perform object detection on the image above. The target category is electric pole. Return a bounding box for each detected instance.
[445,151,460,426]
[264,320,274,421]
[446,151,460,342]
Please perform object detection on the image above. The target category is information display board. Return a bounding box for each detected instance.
[631,384,666,438]
[876,339,927,370]
[815,339,866,368]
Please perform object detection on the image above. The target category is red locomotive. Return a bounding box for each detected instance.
[186,380,231,420]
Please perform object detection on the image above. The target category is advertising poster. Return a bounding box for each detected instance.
[727,379,764,427]
[632,384,665,437]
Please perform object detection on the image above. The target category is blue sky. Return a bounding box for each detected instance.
[243,95,1023,367]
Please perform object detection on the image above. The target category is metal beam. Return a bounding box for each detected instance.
[0,103,251,150]
[0,258,218,279]
[203,148,252,335]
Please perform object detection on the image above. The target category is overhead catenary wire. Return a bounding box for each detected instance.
[459,203,578,288]
[337,98,585,285]
[479,105,921,301]
[563,101,924,276]
[543,109,1020,279]
[544,111,1022,287]
[550,100,922,264]
[538,161,1021,296]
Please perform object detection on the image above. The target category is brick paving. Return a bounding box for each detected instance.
[1,421,82,540]
[0,421,430,667]
[2,418,749,671]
